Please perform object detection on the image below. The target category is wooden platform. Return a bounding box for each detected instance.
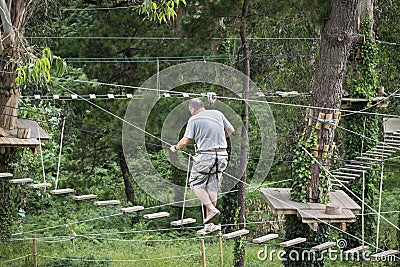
[260,188,361,229]
[9,178,33,184]
[253,234,279,244]
[120,206,144,213]
[29,182,52,189]
[95,200,120,206]
[280,237,307,248]
[222,229,249,239]
[383,118,400,133]
[143,212,170,219]
[310,241,337,252]
[50,188,75,194]
[170,218,196,226]
[370,250,399,260]
[341,97,388,109]
[73,194,97,201]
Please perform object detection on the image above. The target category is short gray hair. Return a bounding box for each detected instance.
[189,98,204,110]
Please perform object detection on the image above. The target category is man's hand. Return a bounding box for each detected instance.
[170,145,178,153]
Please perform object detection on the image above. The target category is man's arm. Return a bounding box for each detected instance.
[170,137,191,152]
[225,126,235,138]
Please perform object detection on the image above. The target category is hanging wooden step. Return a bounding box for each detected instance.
[280,237,307,248]
[95,200,121,206]
[383,139,400,144]
[310,241,337,252]
[338,168,367,173]
[0,172,13,178]
[50,188,75,195]
[170,218,197,226]
[143,212,170,219]
[73,194,97,201]
[384,134,400,139]
[344,164,372,170]
[371,148,396,154]
[253,234,279,244]
[333,180,350,184]
[332,175,355,181]
[120,206,144,213]
[222,229,249,239]
[376,145,400,150]
[331,171,360,177]
[355,156,381,162]
[332,183,343,187]
[362,153,388,158]
[29,183,52,189]
[370,249,399,260]
[9,178,33,184]
[364,151,391,157]
[344,245,368,254]
[350,159,380,165]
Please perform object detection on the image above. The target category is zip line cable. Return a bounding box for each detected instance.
[51,81,398,256]
[57,78,400,119]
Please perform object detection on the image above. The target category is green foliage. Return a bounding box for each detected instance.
[283,215,329,267]
[16,47,67,86]
[290,128,316,203]
[137,0,187,23]
[348,18,379,99]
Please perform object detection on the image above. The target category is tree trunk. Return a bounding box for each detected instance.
[306,0,364,203]
[0,0,29,130]
[118,149,135,204]
[235,1,249,266]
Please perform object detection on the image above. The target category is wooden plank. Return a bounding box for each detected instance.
[370,250,399,260]
[95,200,121,206]
[384,134,400,139]
[29,183,52,189]
[332,175,355,180]
[338,168,367,173]
[120,206,144,213]
[363,153,389,158]
[50,188,75,195]
[310,241,337,252]
[143,212,170,219]
[330,190,361,213]
[354,156,381,162]
[300,209,356,224]
[73,194,97,201]
[222,229,249,239]
[344,246,368,254]
[0,172,13,178]
[331,171,359,177]
[280,237,307,248]
[170,218,196,226]
[253,234,279,244]
[376,145,400,150]
[9,178,33,183]
[344,164,371,170]
[366,150,392,156]
[371,147,397,154]
[350,160,379,166]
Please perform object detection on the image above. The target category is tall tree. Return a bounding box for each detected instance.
[0,0,29,130]
[235,1,249,267]
[288,0,364,266]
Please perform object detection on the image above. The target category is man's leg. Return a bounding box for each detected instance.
[193,188,215,214]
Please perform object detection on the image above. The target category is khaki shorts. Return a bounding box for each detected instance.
[190,152,228,192]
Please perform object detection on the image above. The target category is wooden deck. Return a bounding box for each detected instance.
[260,188,361,229]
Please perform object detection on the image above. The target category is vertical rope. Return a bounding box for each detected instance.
[180,156,191,224]
[361,171,365,247]
[38,126,46,184]
[55,118,66,189]
[376,149,385,252]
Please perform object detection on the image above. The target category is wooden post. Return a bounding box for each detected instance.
[32,234,37,267]
[200,238,206,267]
[218,231,224,267]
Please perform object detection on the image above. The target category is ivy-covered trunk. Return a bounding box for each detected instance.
[343,1,379,248]
[287,0,363,266]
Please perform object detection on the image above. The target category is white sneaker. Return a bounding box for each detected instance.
[203,208,220,224]
[197,223,221,235]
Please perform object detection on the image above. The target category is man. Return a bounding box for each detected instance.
[170,98,235,234]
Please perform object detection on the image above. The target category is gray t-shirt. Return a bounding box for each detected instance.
[184,110,233,151]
